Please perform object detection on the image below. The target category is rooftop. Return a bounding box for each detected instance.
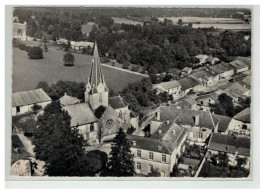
[59,93,81,106]
[154,80,181,90]
[233,108,250,123]
[230,60,248,70]
[177,76,201,91]
[62,103,98,127]
[12,88,52,108]
[109,95,129,109]
[208,133,250,156]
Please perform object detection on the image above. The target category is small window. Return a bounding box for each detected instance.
[242,124,248,130]
[162,154,166,163]
[149,152,153,160]
[90,123,94,132]
[119,110,122,118]
[199,132,203,139]
[137,162,141,170]
[16,106,20,113]
[209,99,211,102]
[137,150,141,158]
[149,165,153,172]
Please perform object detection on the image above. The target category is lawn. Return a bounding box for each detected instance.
[12,47,144,93]
[112,17,143,25]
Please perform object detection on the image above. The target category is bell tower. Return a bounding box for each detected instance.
[85,43,109,110]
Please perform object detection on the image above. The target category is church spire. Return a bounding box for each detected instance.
[89,43,106,89]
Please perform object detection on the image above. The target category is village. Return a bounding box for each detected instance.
[11,8,251,178]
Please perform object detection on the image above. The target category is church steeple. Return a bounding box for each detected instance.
[85,43,109,110]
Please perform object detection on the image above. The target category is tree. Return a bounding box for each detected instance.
[28,46,43,59]
[147,168,161,177]
[177,19,183,25]
[31,104,42,114]
[33,101,89,176]
[101,128,135,176]
[43,43,48,52]
[63,52,75,66]
[85,150,108,175]
[236,156,247,169]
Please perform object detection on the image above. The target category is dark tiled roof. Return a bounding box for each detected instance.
[12,88,51,107]
[233,108,251,123]
[109,95,128,109]
[197,92,219,101]
[94,105,107,119]
[177,76,201,91]
[213,114,232,132]
[230,60,248,69]
[127,135,176,154]
[62,103,98,127]
[208,133,250,156]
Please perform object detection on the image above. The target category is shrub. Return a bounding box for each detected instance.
[28,46,43,59]
[44,43,48,52]
[18,43,27,50]
[131,66,139,72]
[63,52,75,67]
[122,62,130,69]
[25,46,31,52]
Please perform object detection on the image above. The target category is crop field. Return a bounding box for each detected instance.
[112,17,143,25]
[12,47,144,93]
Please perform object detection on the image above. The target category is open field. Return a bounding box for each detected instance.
[192,23,251,30]
[112,17,143,25]
[12,47,144,93]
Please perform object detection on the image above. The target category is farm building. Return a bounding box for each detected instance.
[153,80,182,100]
[12,88,52,116]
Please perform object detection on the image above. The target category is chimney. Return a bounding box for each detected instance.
[172,130,176,135]
[158,130,162,134]
[132,141,136,146]
[166,119,170,124]
[156,110,160,121]
[157,146,162,151]
[194,115,200,126]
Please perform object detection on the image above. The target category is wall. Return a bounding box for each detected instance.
[12,101,51,116]
[76,122,99,145]
[182,124,212,143]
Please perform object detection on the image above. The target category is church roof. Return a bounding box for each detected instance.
[59,93,81,106]
[62,103,98,127]
[89,43,106,89]
[109,95,129,109]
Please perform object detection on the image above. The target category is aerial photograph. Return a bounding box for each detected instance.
[10,6,251,178]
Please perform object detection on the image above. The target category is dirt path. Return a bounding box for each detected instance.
[16,133,35,156]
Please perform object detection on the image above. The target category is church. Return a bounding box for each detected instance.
[62,44,139,146]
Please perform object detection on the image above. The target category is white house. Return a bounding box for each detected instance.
[153,80,182,100]
[12,88,52,116]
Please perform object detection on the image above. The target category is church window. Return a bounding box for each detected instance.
[137,150,141,158]
[119,110,122,118]
[106,119,114,129]
[99,93,102,103]
[149,152,153,160]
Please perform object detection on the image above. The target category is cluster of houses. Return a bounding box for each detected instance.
[12,46,251,177]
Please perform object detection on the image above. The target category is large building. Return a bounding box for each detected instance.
[62,44,137,145]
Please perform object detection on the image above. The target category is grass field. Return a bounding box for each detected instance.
[12,47,144,93]
[112,17,143,25]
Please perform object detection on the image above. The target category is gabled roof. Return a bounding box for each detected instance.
[109,95,128,109]
[190,69,213,82]
[208,133,250,156]
[12,88,52,107]
[59,93,81,106]
[197,92,219,101]
[233,108,250,123]
[62,103,98,127]
[177,76,201,91]
[230,60,248,69]
[242,75,251,87]
[154,80,181,90]
[94,105,107,119]
[213,114,232,132]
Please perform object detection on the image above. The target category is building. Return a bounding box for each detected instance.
[153,80,182,100]
[151,106,232,143]
[208,133,250,169]
[181,67,192,77]
[190,68,215,87]
[59,93,81,106]
[195,54,208,64]
[61,44,135,145]
[227,108,251,137]
[229,60,249,73]
[128,119,188,176]
[177,97,198,110]
[177,76,202,96]
[196,92,219,107]
[13,21,27,40]
[70,41,94,51]
[12,88,52,116]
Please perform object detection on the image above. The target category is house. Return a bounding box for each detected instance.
[151,106,232,143]
[208,133,250,169]
[206,56,220,65]
[56,38,68,45]
[196,92,219,107]
[190,68,215,87]
[12,88,52,116]
[195,54,208,64]
[177,96,198,110]
[59,93,81,106]
[153,80,182,100]
[229,60,249,73]
[177,76,202,96]
[128,119,188,176]
[181,67,192,77]
[13,21,27,40]
[227,108,251,137]
[70,41,94,51]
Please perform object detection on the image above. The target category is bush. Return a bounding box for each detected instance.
[44,43,48,52]
[28,46,43,59]
[131,66,139,72]
[25,46,31,52]
[63,52,75,66]
[18,43,27,50]
[122,62,130,69]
